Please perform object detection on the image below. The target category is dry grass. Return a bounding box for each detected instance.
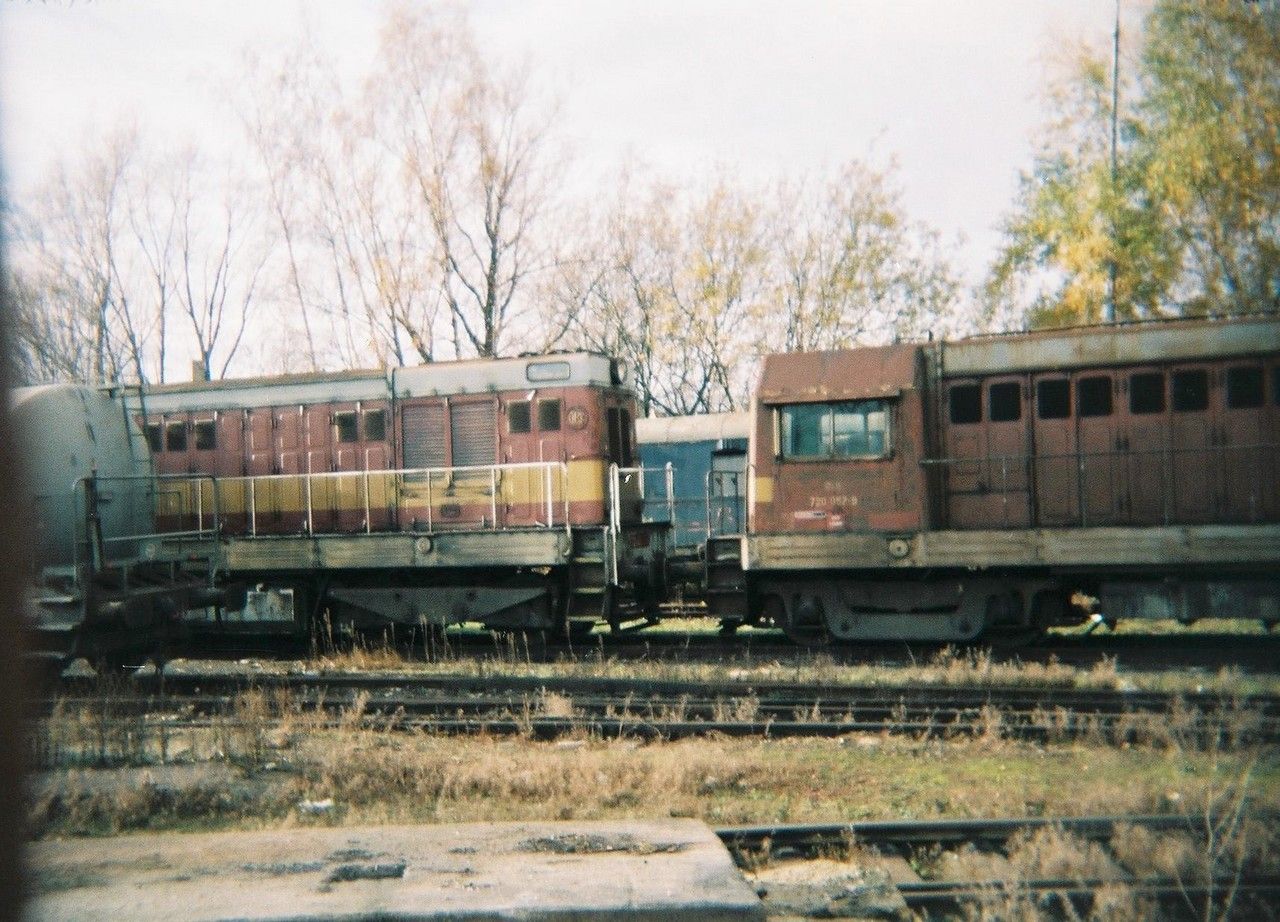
[299,638,1280,698]
[28,707,1280,840]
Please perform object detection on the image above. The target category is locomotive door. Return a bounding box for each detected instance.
[273,406,304,531]
[1168,364,1215,523]
[984,376,1031,528]
[1221,362,1271,523]
[1031,375,1078,525]
[499,395,564,527]
[1119,368,1170,525]
[1074,372,1121,525]
[304,404,337,532]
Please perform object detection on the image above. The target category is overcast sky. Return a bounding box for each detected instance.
[1,1,1143,283]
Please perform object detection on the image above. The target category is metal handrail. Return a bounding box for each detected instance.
[164,460,571,537]
[921,440,1279,527]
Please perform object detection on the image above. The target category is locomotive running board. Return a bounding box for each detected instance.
[214,529,571,572]
[744,523,1280,571]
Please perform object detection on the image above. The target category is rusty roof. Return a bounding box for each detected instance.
[757,343,919,404]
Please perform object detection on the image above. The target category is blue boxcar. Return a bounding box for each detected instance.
[635,412,750,552]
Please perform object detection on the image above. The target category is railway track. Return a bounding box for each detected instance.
[48,671,1280,744]
[714,814,1280,915]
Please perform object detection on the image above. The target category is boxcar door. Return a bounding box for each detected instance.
[1074,372,1121,525]
[1221,362,1270,523]
[1168,365,1216,523]
[1119,368,1170,525]
[1031,375,1078,526]
[984,376,1031,528]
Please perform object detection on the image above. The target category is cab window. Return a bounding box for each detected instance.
[779,400,889,460]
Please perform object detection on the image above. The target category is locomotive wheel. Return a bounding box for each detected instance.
[781,594,830,646]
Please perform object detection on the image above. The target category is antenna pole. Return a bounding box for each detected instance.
[1106,0,1120,323]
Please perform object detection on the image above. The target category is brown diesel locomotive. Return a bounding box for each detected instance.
[713,314,1280,642]
[132,352,664,639]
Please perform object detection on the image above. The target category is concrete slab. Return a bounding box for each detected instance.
[26,819,764,921]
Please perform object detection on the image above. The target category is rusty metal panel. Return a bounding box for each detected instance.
[941,316,1280,377]
[1031,373,1078,525]
[450,400,497,467]
[757,344,919,404]
[1168,362,1216,522]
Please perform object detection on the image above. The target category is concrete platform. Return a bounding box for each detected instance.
[26,819,765,921]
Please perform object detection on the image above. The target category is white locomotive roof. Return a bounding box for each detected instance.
[393,353,618,398]
[635,411,750,445]
[127,352,621,413]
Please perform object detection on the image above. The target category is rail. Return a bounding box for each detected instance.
[921,440,1279,528]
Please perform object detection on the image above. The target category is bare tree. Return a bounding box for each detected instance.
[380,4,561,359]
[170,159,269,380]
[7,130,150,384]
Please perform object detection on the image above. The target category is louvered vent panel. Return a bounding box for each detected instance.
[450,402,496,468]
[401,404,446,469]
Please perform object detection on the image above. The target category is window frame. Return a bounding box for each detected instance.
[988,381,1022,423]
[1225,365,1264,410]
[193,419,217,451]
[363,408,387,442]
[537,398,562,432]
[334,410,359,444]
[948,384,982,425]
[1129,372,1166,415]
[1077,375,1113,418]
[776,399,892,462]
[507,401,532,434]
[165,420,188,453]
[1171,369,1210,413]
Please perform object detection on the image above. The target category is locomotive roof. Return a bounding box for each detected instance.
[129,352,621,412]
[758,343,919,404]
[940,313,1279,376]
[635,411,750,445]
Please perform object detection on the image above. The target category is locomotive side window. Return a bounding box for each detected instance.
[165,421,187,452]
[1274,367,1280,406]
[1036,379,1070,419]
[780,400,890,460]
[1226,366,1264,409]
[508,401,532,434]
[949,384,981,424]
[1129,372,1165,414]
[334,411,359,443]
[988,382,1021,422]
[363,409,386,441]
[194,420,217,450]
[1172,370,1209,412]
[537,398,562,432]
[145,424,163,453]
[1077,376,1113,417]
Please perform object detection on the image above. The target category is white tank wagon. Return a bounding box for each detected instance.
[12,384,222,671]
[11,384,154,572]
